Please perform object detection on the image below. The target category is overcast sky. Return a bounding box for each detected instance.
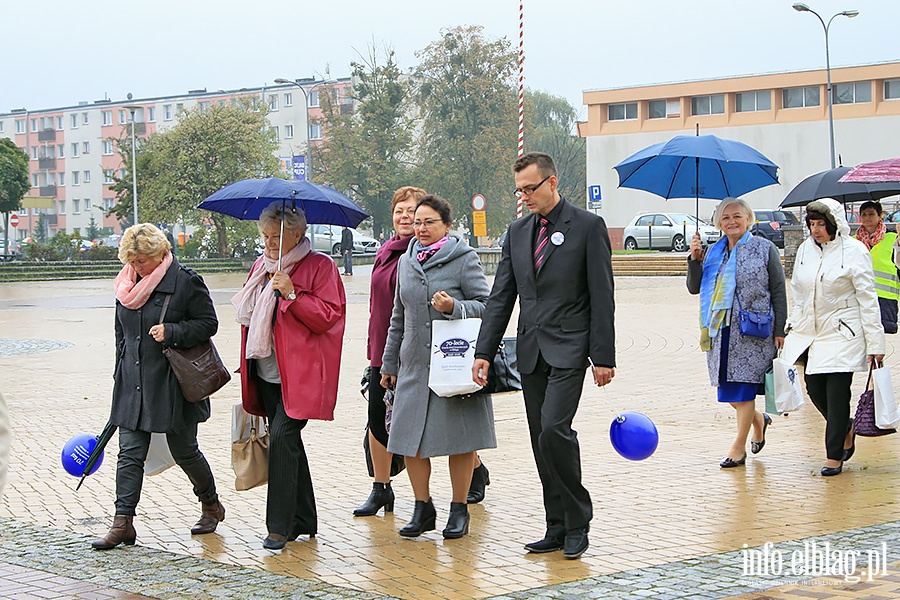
[4,0,897,118]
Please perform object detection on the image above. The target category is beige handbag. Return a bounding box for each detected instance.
[232,410,269,491]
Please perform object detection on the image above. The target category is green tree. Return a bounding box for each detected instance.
[110,99,280,257]
[1,138,30,250]
[316,46,415,237]
[85,214,102,241]
[524,90,586,207]
[413,26,519,236]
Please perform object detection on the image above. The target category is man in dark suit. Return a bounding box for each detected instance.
[473,152,615,560]
[340,226,354,276]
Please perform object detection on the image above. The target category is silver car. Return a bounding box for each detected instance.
[306,224,380,255]
[622,212,720,252]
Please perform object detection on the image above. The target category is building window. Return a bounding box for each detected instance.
[175,103,185,116]
[72,199,81,214]
[271,126,279,138]
[72,171,80,185]
[57,144,65,158]
[102,111,113,126]
[16,120,25,134]
[103,169,115,184]
[57,201,66,215]
[68,115,77,129]
[58,172,65,186]
[148,106,156,122]
[82,141,90,154]
[783,86,820,108]
[84,198,92,211]
[284,93,293,107]
[164,104,173,120]
[119,168,127,179]
[102,140,115,155]
[104,197,115,210]
[886,79,900,100]
[198,101,211,112]
[691,94,725,115]
[118,110,127,124]
[834,81,872,104]
[32,173,39,187]
[30,118,38,132]
[309,90,319,108]
[284,124,293,138]
[309,123,322,140]
[269,95,278,111]
[648,100,667,119]
[31,147,38,160]
[56,116,64,130]
[735,90,771,112]
[71,143,80,158]
[608,102,638,121]
[83,170,91,183]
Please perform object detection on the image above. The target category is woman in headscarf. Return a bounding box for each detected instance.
[233,201,346,549]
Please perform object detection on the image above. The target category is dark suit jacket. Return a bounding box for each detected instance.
[475,199,615,373]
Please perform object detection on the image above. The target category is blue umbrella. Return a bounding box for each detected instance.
[614,134,779,225]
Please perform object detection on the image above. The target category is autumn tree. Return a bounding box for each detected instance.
[110,99,280,256]
[413,26,519,236]
[316,46,415,237]
[524,90,586,207]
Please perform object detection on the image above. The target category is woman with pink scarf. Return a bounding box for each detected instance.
[234,202,346,550]
[856,200,900,334]
[93,224,223,550]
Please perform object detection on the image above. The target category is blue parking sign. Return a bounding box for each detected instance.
[589,185,601,201]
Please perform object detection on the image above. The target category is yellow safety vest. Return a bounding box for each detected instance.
[871,232,900,301]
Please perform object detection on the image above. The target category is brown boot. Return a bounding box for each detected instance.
[191,499,225,535]
[91,515,136,550]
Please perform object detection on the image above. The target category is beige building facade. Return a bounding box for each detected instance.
[579,61,900,247]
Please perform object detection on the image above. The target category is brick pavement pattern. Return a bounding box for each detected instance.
[2,271,900,599]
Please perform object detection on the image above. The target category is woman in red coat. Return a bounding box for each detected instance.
[232,202,346,550]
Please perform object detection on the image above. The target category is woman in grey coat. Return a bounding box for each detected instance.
[92,224,224,549]
[381,195,495,540]
[687,198,787,469]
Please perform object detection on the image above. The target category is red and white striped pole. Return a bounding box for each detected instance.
[516,0,525,219]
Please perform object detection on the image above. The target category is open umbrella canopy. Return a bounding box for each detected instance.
[198,177,369,227]
[839,158,900,185]
[781,166,900,207]
[614,135,779,201]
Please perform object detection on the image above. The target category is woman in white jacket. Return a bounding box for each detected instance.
[782,198,885,476]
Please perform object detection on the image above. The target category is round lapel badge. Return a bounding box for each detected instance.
[551,231,565,246]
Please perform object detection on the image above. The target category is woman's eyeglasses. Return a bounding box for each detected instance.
[414,219,442,228]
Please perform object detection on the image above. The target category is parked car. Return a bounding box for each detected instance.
[750,209,799,249]
[622,212,719,252]
[306,224,380,255]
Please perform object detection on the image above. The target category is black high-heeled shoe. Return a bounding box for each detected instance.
[399,498,436,537]
[751,414,772,454]
[821,464,843,477]
[467,463,490,504]
[720,453,747,468]
[262,533,286,550]
[843,418,856,462]
[353,482,395,517]
[442,502,470,539]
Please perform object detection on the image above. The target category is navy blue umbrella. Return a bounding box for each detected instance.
[614,134,780,224]
[198,177,369,227]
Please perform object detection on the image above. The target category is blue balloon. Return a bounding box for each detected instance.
[61,433,103,477]
[609,412,659,461]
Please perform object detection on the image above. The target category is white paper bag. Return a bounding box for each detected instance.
[428,317,484,397]
[144,432,176,476]
[873,363,900,429]
[773,356,805,413]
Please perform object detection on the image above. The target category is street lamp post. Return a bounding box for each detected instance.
[273,77,332,183]
[125,94,140,224]
[792,3,859,169]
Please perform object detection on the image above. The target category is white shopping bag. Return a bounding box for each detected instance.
[428,316,484,397]
[232,403,254,443]
[873,363,900,430]
[773,356,805,413]
[144,432,176,476]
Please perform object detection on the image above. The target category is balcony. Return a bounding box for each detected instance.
[39,185,57,198]
[38,157,56,170]
[37,129,57,142]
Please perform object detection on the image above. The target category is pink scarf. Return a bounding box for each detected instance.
[231,237,311,360]
[416,236,449,264]
[856,219,886,250]
[113,252,173,309]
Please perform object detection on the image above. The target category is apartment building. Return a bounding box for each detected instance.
[578,61,900,246]
[0,77,353,239]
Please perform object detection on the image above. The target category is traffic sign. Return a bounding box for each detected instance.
[589,185,601,201]
[471,194,486,211]
[472,211,486,225]
[9,214,19,227]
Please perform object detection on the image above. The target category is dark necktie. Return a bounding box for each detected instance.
[534,217,549,272]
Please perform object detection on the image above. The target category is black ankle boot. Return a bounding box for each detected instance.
[399,498,436,537]
[353,482,395,517]
[467,462,490,504]
[442,502,470,539]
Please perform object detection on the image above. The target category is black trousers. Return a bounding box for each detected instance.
[521,353,592,537]
[804,371,854,461]
[366,366,389,447]
[115,424,217,516]
[257,378,317,537]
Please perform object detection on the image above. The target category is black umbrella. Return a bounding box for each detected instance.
[76,421,117,491]
[780,166,900,207]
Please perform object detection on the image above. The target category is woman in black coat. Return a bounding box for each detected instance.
[92,224,225,549]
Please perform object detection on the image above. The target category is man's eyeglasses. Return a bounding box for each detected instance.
[514,175,551,198]
[414,219,442,228]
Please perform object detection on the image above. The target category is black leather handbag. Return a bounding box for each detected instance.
[485,336,522,394]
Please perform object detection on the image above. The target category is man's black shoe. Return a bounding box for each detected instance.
[524,535,564,553]
[563,526,589,559]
